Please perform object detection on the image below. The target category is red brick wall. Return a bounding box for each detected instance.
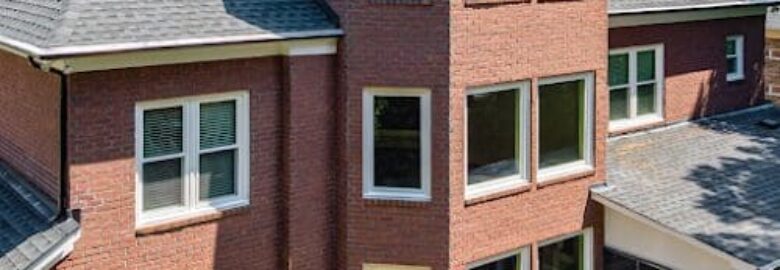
[765,35,780,100]
[324,1,453,269]
[0,50,61,201]
[58,55,337,269]
[610,16,767,132]
[450,0,607,269]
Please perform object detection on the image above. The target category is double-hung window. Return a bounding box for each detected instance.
[465,82,530,199]
[537,73,594,181]
[608,45,664,130]
[136,92,250,227]
[726,35,745,82]
[469,248,531,270]
[538,229,593,270]
[363,87,431,201]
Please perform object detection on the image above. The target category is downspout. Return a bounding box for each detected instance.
[27,56,70,221]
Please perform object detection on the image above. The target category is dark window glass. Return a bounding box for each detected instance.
[727,58,738,74]
[143,107,183,158]
[726,39,736,55]
[143,158,183,210]
[374,96,421,188]
[540,235,584,270]
[637,84,656,116]
[609,88,629,121]
[471,255,518,270]
[605,248,636,270]
[539,80,585,168]
[637,50,656,82]
[467,89,519,185]
[609,54,629,86]
[199,150,236,199]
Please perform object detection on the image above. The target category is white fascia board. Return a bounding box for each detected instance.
[609,5,768,28]
[0,29,343,60]
[609,0,780,15]
[28,227,81,270]
[591,193,758,270]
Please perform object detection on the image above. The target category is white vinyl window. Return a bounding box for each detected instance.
[469,247,531,270]
[608,45,665,131]
[363,87,431,201]
[537,228,594,270]
[726,35,745,82]
[135,91,250,227]
[465,82,530,199]
[537,73,595,182]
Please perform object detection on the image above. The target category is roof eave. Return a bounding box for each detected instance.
[609,0,780,15]
[0,29,344,59]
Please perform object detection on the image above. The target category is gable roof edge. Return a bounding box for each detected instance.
[609,0,780,15]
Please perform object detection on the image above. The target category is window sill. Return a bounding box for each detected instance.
[135,204,250,236]
[537,163,595,187]
[609,115,664,133]
[465,176,529,201]
[363,191,431,202]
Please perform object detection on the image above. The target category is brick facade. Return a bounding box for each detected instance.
[610,16,767,133]
[57,55,338,269]
[0,50,61,201]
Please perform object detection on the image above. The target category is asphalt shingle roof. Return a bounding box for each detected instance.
[0,0,340,56]
[609,0,779,14]
[595,106,780,267]
[0,162,79,270]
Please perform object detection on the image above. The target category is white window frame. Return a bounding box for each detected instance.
[464,81,530,200]
[608,44,665,131]
[536,72,595,182]
[536,228,594,270]
[135,91,251,228]
[362,87,432,201]
[726,35,745,82]
[468,247,531,270]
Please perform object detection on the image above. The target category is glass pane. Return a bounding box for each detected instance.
[540,235,584,270]
[608,54,629,86]
[467,89,519,185]
[726,39,736,55]
[199,150,236,200]
[143,107,183,158]
[637,50,656,82]
[637,84,656,116]
[200,101,236,149]
[374,96,421,188]
[471,255,518,270]
[539,80,584,169]
[143,158,183,211]
[727,57,738,74]
[609,88,629,121]
[605,249,638,270]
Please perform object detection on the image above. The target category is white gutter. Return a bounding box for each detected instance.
[0,29,344,58]
[609,0,780,15]
[27,226,81,270]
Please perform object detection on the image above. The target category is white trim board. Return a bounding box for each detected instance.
[609,0,779,15]
[35,37,339,74]
[609,6,767,28]
[592,193,757,270]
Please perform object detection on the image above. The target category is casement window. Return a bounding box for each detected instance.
[469,248,531,270]
[465,82,530,199]
[135,92,250,227]
[538,229,593,270]
[608,45,664,130]
[726,35,745,82]
[537,73,594,181]
[363,87,431,201]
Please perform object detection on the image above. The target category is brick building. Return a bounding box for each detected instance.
[0,0,777,269]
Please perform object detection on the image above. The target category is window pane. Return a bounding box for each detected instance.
[605,249,637,270]
[467,89,519,185]
[608,54,629,86]
[471,255,518,270]
[199,150,236,200]
[609,88,629,121]
[637,50,656,82]
[540,235,584,270]
[143,158,183,211]
[144,107,183,158]
[374,96,421,188]
[539,80,584,169]
[200,101,236,149]
[726,39,736,55]
[727,57,738,74]
[637,84,656,116]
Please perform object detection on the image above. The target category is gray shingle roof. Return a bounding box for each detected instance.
[0,162,80,270]
[609,0,780,14]
[0,0,341,57]
[594,105,780,267]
